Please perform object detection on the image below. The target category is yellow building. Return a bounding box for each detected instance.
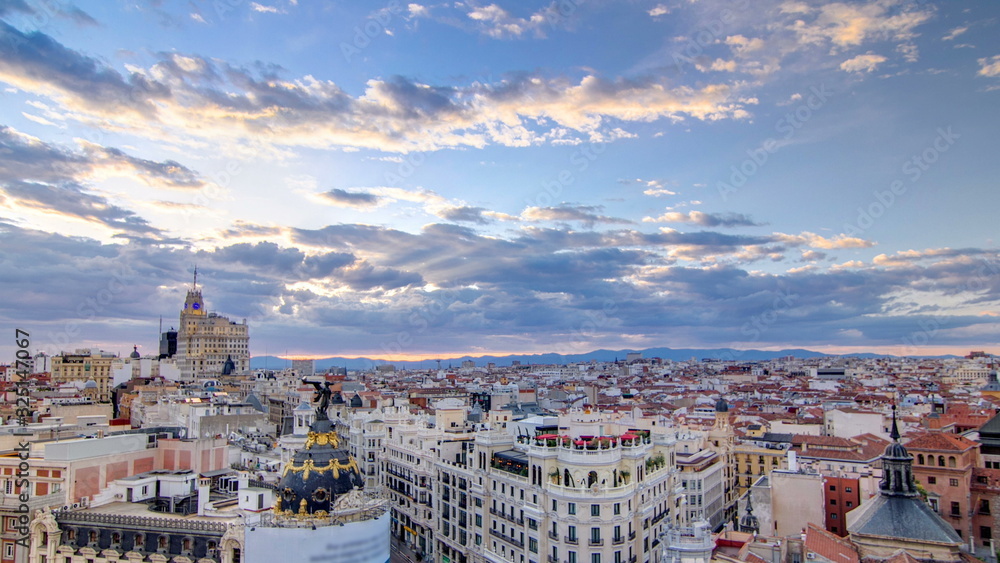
[733,445,787,495]
[50,349,116,403]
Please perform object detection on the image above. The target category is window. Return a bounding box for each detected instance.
[591,528,601,543]
[951,501,961,516]
[829,485,836,491]
[592,555,601,563]
[552,500,558,511]
[845,487,852,493]
[591,504,600,517]
[950,478,959,487]
[928,476,937,485]
[846,501,853,508]
[569,552,577,563]
[568,502,576,515]
[982,526,993,546]
[830,513,838,520]
[5,543,14,559]
[980,500,991,515]
[614,503,621,515]
[830,499,837,505]
[568,526,577,541]
[529,538,538,553]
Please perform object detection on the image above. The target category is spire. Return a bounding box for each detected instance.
[890,403,901,442]
[192,265,198,290]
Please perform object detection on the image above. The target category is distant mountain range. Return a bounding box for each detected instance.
[248,346,958,371]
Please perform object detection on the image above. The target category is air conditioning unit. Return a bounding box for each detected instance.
[807,553,816,559]
[71,503,80,509]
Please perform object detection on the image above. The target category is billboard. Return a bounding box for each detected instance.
[245,512,390,563]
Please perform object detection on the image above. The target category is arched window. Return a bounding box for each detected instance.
[134,533,145,551]
[158,535,168,550]
[917,454,925,465]
[88,530,98,544]
[938,456,946,467]
[948,456,957,468]
[564,469,572,487]
[588,471,598,487]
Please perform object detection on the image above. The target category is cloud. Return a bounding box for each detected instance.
[250,3,284,14]
[978,55,1000,78]
[0,125,207,240]
[840,53,888,73]
[942,26,968,41]
[437,206,493,224]
[522,205,633,227]
[315,188,383,208]
[0,26,753,153]
[642,211,762,228]
[648,5,669,17]
[785,1,932,49]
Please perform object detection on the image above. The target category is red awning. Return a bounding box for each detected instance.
[536,434,560,439]
[621,433,638,440]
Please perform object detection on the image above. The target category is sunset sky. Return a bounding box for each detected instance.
[1,0,999,361]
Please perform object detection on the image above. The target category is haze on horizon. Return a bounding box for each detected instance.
[1,0,999,362]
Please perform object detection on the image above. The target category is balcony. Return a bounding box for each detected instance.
[548,557,559,563]
[549,531,559,540]
[589,538,604,547]
[489,508,524,526]
[613,536,625,545]
[489,528,524,549]
[565,536,578,545]
[628,531,637,540]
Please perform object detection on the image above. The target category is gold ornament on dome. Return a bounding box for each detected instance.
[304,431,340,449]
[281,457,360,480]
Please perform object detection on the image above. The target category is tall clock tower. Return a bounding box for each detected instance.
[175,268,250,381]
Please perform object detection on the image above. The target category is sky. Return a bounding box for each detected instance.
[1,0,999,362]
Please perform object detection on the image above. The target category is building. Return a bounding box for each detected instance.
[357,403,685,563]
[846,410,965,562]
[823,476,861,537]
[175,273,249,381]
[245,386,390,563]
[50,350,117,403]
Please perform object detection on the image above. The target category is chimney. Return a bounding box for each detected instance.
[787,449,798,472]
[197,477,211,516]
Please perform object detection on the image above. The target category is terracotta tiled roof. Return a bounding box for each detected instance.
[744,552,769,563]
[805,523,860,563]
[903,431,978,452]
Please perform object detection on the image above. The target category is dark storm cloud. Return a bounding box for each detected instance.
[316,188,382,208]
[438,206,492,224]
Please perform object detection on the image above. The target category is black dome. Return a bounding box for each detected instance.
[275,419,363,518]
[715,397,729,413]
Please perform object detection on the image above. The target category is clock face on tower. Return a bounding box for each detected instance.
[192,303,201,310]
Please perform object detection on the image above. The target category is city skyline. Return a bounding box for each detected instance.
[1,0,1000,361]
